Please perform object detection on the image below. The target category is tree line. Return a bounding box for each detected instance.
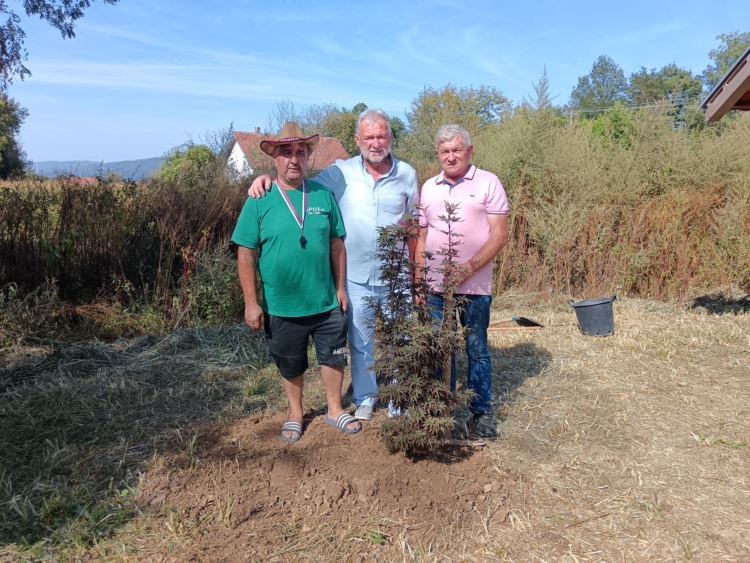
[231,30,750,170]
[0,12,748,180]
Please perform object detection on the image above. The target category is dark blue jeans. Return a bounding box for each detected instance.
[427,293,492,413]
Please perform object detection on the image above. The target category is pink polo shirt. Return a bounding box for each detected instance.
[418,165,509,295]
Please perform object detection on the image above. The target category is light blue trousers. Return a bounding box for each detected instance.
[345,279,389,407]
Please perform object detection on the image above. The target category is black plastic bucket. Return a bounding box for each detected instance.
[567,295,616,336]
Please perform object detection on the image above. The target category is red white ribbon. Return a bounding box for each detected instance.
[275,178,307,230]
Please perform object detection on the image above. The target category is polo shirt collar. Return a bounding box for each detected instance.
[436,164,476,187]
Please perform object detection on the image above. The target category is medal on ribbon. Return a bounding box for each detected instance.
[275,179,308,248]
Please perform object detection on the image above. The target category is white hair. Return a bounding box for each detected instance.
[435,124,471,150]
[356,108,392,135]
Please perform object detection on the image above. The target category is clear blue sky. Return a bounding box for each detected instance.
[8,0,745,162]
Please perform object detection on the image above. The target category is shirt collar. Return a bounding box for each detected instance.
[359,153,397,178]
[436,164,476,187]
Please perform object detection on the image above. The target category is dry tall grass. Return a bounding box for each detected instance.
[472,109,750,300]
[2,111,749,335]
[0,165,253,337]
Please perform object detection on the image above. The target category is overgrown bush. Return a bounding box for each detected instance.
[0,160,251,336]
[0,281,66,344]
[471,108,750,299]
[179,241,245,327]
[156,144,220,185]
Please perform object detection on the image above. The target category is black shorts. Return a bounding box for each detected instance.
[263,307,348,378]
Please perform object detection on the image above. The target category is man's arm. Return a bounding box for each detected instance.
[458,214,508,285]
[407,230,418,263]
[329,237,348,312]
[237,246,264,330]
[248,164,339,198]
[405,170,420,264]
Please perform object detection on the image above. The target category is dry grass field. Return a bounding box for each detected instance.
[1,291,748,562]
[479,291,750,562]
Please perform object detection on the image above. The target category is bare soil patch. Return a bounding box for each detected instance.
[130,413,505,563]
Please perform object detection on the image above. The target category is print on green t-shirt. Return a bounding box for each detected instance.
[231,180,346,317]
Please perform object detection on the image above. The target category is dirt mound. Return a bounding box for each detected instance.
[135,412,509,561]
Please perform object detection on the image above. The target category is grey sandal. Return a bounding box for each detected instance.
[324,413,362,434]
[280,420,303,443]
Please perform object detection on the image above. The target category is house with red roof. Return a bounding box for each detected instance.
[61,176,99,186]
[227,128,349,177]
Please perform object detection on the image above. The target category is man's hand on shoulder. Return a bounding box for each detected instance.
[244,303,264,330]
[248,174,274,198]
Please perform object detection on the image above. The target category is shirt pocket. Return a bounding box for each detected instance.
[379,190,407,216]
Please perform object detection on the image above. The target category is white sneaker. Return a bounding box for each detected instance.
[387,402,407,418]
[353,404,373,420]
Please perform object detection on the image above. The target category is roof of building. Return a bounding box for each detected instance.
[61,176,99,186]
[700,45,750,122]
[232,131,349,171]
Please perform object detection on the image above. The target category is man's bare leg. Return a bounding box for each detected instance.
[320,365,360,431]
[280,373,304,440]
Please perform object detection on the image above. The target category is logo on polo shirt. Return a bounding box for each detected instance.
[307,206,327,215]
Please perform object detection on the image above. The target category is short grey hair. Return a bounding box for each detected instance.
[356,108,392,135]
[435,124,471,150]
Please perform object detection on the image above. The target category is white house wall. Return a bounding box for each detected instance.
[227,141,253,177]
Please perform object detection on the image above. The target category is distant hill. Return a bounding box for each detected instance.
[31,157,164,181]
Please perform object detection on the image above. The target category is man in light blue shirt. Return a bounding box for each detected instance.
[248,108,419,420]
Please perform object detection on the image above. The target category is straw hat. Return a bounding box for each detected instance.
[259,121,319,157]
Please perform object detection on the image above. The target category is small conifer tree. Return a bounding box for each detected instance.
[372,205,472,455]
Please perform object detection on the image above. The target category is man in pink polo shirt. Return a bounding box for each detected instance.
[416,124,509,438]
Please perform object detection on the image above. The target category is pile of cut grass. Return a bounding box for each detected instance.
[0,325,274,557]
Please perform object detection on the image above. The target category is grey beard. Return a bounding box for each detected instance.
[363,151,391,166]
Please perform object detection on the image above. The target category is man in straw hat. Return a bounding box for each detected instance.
[247,109,419,421]
[232,121,361,442]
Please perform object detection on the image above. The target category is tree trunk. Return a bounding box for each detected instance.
[442,288,453,441]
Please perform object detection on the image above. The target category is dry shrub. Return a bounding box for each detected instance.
[470,109,750,299]
[411,159,442,188]
[67,301,167,339]
[0,164,255,330]
[0,281,67,345]
[0,179,152,299]
[144,166,248,303]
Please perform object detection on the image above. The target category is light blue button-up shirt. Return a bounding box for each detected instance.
[314,155,418,285]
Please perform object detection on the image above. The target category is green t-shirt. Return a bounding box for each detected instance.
[231,179,346,317]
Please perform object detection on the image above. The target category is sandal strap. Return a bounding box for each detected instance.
[281,421,302,433]
[335,413,357,429]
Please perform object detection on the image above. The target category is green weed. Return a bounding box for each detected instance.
[698,434,748,449]
[367,530,387,544]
